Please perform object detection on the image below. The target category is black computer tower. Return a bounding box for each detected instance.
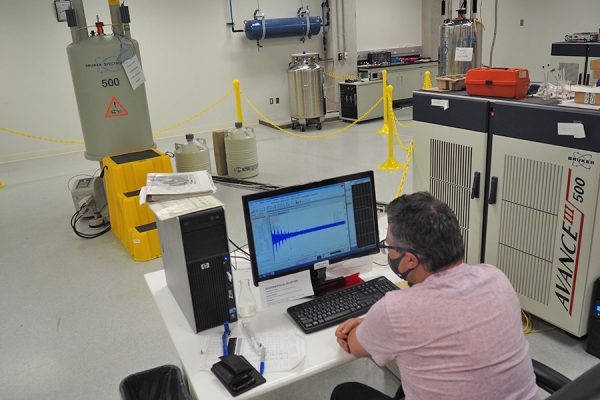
[156,206,237,333]
[587,278,600,358]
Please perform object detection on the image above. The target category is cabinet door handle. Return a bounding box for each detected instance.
[470,172,481,199]
[488,177,498,204]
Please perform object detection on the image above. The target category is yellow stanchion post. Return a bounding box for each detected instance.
[423,71,433,89]
[378,85,403,171]
[376,70,389,134]
[233,80,243,126]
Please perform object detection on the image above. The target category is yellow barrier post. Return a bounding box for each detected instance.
[233,80,243,126]
[378,85,403,171]
[0,182,4,188]
[376,70,389,134]
[423,71,433,89]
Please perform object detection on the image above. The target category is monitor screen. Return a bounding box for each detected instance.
[242,171,380,287]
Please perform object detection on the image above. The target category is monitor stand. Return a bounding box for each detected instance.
[310,268,364,297]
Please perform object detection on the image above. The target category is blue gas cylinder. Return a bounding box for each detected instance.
[244,16,321,41]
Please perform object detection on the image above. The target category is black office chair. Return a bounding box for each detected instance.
[533,359,600,399]
[391,360,600,400]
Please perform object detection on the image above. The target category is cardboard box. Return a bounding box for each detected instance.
[590,59,600,70]
[436,74,466,91]
[574,88,600,105]
[212,130,228,176]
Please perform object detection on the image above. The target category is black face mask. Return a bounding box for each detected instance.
[388,254,417,284]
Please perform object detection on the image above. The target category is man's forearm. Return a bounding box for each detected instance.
[347,325,371,358]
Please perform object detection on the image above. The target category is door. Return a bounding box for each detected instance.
[485,101,600,337]
[412,92,490,265]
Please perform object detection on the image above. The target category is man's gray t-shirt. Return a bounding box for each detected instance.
[356,263,540,400]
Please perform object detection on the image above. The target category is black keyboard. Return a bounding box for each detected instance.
[287,276,399,334]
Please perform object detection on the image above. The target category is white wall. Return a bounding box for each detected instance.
[478,0,600,82]
[0,0,331,161]
[2,0,599,162]
[356,0,421,51]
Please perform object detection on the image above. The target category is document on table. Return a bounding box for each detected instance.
[258,270,313,308]
[145,195,224,221]
[325,255,373,279]
[199,329,306,373]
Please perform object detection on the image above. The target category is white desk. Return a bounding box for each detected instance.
[144,259,399,399]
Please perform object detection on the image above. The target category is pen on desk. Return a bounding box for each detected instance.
[260,346,266,375]
[222,333,228,356]
[222,321,231,356]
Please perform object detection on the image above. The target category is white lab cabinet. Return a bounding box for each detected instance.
[359,63,438,102]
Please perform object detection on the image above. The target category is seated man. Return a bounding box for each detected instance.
[333,192,540,400]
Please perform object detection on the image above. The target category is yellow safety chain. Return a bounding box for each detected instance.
[392,117,412,152]
[395,140,413,198]
[153,88,233,135]
[240,90,383,139]
[0,126,85,145]
[0,89,234,144]
[395,117,414,129]
[324,69,359,82]
[384,107,414,197]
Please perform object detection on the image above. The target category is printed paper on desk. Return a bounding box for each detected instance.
[325,255,374,279]
[259,270,313,308]
[146,195,224,221]
[557,99,600,111]
[200,330,306,372]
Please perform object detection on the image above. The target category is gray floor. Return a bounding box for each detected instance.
[0,108,598,400]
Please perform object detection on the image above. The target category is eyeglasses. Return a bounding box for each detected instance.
[378,240,421,257]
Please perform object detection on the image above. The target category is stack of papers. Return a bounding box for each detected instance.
[146,195,224,221]
[140,170,216,203]
[200,330,306,373]
[140,170,222,221]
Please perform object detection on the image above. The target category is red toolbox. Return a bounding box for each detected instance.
[465,67,530,99]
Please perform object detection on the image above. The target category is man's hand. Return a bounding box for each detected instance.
[335,318,364,354]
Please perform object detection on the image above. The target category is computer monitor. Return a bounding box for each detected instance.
[242,171,380,289]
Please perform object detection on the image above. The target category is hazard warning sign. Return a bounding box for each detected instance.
[105,97,129,118]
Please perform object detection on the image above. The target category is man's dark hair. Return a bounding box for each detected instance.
[386,191,464,272]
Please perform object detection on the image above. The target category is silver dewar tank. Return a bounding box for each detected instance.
[66,0,155,161]
[287,53,325,131]
[439,14,477,77]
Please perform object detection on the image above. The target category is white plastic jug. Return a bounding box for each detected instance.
[175,134,212,174]
[224,122,259,178]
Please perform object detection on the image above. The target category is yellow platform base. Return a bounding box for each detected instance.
[102,149,173,261]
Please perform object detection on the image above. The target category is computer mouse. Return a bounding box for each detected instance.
[528,84,540,95]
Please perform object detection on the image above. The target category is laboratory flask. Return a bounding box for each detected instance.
[238,279,258,318]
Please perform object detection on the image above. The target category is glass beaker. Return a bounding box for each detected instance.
[561,81,572,100]
[237,279,258,318]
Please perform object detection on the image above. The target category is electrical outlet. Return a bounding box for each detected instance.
[344,52,348,59]
[269,98,273,104]
[276,98,279,104]
[520,19,524,26]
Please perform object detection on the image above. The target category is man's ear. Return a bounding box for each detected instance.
[404,251,420,269]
